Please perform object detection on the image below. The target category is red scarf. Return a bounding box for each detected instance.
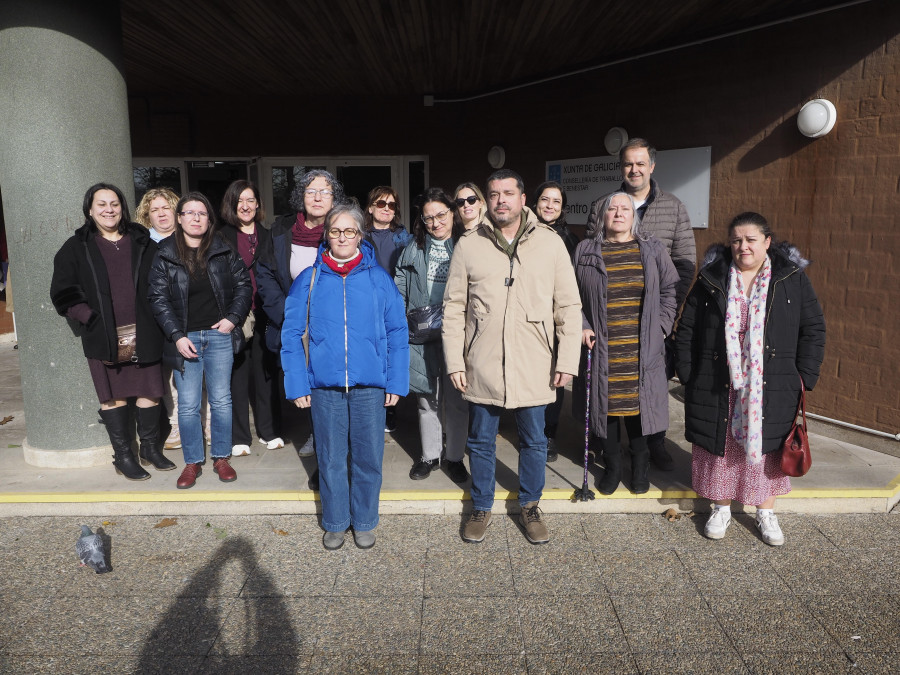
[322,251,363,277]
[292,212,324,247]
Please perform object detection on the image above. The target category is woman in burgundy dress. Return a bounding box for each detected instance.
[51,183,172,480]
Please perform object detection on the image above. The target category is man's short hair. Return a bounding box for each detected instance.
[619,138,657,165]
[486,169,525,194]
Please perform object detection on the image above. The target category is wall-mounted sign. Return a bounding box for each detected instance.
[546,146,711,229]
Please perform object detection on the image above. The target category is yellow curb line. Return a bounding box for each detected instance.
[1,478,899,505]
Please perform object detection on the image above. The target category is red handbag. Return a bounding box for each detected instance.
[780,378,811,477]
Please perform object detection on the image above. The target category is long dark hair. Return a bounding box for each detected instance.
[220,179,265,228]
[412,187,464,249]
[531,181,568,227]
[82,183,131,236]
[174,192,218,278]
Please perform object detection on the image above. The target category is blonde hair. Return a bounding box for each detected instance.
[134,187,180,229]
[454,182,487,229]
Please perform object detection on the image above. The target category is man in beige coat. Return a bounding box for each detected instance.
[443,169,582,544]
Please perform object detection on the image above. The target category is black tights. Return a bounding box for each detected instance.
[600,415,649,457]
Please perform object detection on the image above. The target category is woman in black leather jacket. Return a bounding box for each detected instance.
[148,192,251,489]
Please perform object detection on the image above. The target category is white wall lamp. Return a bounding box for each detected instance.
[797,99,837,138]
[604,127,629,155]
[487,145,506,169]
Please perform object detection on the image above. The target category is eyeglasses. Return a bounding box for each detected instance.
[373,199,397,211]
[422,209,451,226]
[305,188,334,197]
[179,210,208,219]
[238,198,258,206]
[455,196,479,207]
[327,228,360,239]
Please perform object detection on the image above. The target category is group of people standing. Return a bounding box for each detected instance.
[50,137,825,551]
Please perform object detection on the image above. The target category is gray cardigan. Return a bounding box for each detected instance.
[572,235,679,438]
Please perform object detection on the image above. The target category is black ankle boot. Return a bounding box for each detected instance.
[136,404,176,471]
[598,443,623,495]
[99,407,150,481]
[630,446,650,494]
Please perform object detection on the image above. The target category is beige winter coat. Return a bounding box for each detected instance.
[442,208,582,408]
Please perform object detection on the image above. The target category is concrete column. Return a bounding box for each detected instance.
[0,0,134,466]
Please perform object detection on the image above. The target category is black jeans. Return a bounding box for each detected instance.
[231,313,282,445]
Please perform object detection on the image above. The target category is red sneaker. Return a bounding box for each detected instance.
[177,463,201,489]
[213,458,237,482]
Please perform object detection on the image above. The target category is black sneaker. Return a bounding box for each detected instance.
[444,459,469,484]
[308,468,319,491]
[546,437,558,463]
[385,408,397,433]
[409,457,438,480]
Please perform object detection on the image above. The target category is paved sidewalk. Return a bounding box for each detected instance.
[2,338,899,515]
[1,512,899,673]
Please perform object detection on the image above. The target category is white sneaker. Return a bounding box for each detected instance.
[232,444,251,457]
[264,437,285,450]
[703,508,732,540]
[756,511,785,546]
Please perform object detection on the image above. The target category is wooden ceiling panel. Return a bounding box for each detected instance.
[119,0,865,98]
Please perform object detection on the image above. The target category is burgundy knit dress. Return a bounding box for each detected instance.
[86,236,163,402]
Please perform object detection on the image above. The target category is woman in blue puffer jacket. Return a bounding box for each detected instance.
[281,203,409,551]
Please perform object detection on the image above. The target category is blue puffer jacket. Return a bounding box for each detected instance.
[281,240,410,399]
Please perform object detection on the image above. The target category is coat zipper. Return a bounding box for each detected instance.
[343,276,349,392]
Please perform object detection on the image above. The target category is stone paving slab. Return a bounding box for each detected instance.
[0,512,899,673]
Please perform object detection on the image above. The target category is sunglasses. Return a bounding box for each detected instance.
[455,196,479,207]
[373,199,397,211]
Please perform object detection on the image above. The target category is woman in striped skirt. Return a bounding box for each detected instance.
[573,192,679,494]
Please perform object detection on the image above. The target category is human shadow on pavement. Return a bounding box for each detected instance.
[136,536,299,673]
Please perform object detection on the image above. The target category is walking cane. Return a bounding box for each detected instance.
[574,348,595,502]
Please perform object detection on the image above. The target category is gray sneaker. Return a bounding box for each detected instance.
[353,529,376,549]
[323,530,345,550]
[519,501,550,544]
[462,510,492,543]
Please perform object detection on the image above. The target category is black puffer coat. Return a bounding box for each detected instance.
[674,242,826,456]
[50,222,163,363]
[147,234,252,371]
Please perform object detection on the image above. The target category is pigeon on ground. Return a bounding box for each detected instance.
[75,525,110,574]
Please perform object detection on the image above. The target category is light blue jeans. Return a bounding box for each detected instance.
[310,386,385,533]
[468,403,547,511]
[174,330,234,464]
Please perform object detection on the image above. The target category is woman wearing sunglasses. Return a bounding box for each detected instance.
[281,204,408,550]
[395,188,469,483]
[364,186,413,277]
[363,185,412,433]
[453,182,487,230]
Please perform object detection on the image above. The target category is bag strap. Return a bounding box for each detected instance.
[796,375,807,431]
[303,267,317,368]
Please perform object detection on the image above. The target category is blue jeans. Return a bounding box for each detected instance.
[468,403,547,511]
[310,386,385,533]
[174,330,234,464]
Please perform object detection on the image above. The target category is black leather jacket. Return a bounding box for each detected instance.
[148,233,252,371]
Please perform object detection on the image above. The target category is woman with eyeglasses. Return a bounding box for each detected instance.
[256,170,346,467]
[148,192,252,489]
[395,188,469,483]
[51,183,170,481]
[531,181,579,462]
[281,204,409,550]
[453,182,487,230]
[218,179,283,457]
